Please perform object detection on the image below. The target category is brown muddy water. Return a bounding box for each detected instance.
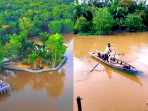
[0,34,74,111]
[74,32,148,111]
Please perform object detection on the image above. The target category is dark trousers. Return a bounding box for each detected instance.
[103,54,108,61]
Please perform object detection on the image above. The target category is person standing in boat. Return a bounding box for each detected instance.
[104,43,111,62]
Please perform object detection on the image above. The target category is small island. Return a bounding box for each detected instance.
[0,33,67,72]
[0,0,73,72]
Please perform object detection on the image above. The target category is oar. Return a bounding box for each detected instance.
[90,63,99,72]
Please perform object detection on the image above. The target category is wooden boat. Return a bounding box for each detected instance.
[89,51,143,75]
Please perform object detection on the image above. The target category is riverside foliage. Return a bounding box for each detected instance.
[74,0,148,35]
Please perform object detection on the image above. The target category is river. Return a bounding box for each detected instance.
[74,32,148,111]
[0,33,74,111]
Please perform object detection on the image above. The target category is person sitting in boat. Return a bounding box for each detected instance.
[96,50,101,57]
[104,43,111,62]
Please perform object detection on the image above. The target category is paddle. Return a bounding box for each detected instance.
[90,63,100,72]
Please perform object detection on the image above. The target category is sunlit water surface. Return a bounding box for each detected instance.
[74,32,148,111]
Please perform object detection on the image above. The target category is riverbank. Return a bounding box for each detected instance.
[77,30,148,36]
[2,56,67,73]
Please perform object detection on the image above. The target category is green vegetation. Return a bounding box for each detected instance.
[3,33,66,69]
[48,21,62,34]
[93,7,115,34]
[123,14,146,31]
[0,0,73,69]
[0,0,73,43]
[74,0,148,35]
[62,19,73,33]
[74,16,90,33]
[45,34,66,67]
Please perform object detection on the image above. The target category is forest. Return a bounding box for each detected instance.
[0,0,73,43]
[0,0,73,69]
[74,0,148,35]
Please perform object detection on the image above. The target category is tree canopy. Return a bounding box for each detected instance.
[0,0,73,43]
[74,0,148,35]
[93,7,115,34]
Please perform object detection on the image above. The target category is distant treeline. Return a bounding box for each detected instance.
[74,0,148,35]
[0,0,73,43]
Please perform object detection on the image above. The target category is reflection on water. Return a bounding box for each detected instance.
[74,32,148,111]
[91,57,143,86]
[0,34,73,111]
[0,71,65,99]
[102,62,143,86]
[0,94,9,104]
[0,70,16,79]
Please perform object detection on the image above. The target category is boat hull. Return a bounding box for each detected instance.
[89,52,142,75]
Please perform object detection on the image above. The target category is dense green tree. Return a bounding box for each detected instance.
[48,21,62,34]
[93,7,115,34]
[19,17,37,36]
[119,0,137,13]
[74,0,148,34]
[53,3,73,21]
[0,0,73,43]
[74,3,90,23]
[22,9,34,18]
[62,19,73,33]
[28,52,38,65]
[142,9,148,27]
[123,14,146,31]
[5,34,22,57]
[74,16,91,33]
[39,32,50,50]
[0,16,5,27]
[108,2,127,19]
[45,33,66,67]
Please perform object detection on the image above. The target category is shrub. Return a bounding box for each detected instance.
[22,58,30,65]
[113,18,124,30]
[48,21,62,34]
[74,16,90,33]
[62,19,73,33]
[123,14,146,31]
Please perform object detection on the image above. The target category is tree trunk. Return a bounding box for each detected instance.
[52,51,57,68]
